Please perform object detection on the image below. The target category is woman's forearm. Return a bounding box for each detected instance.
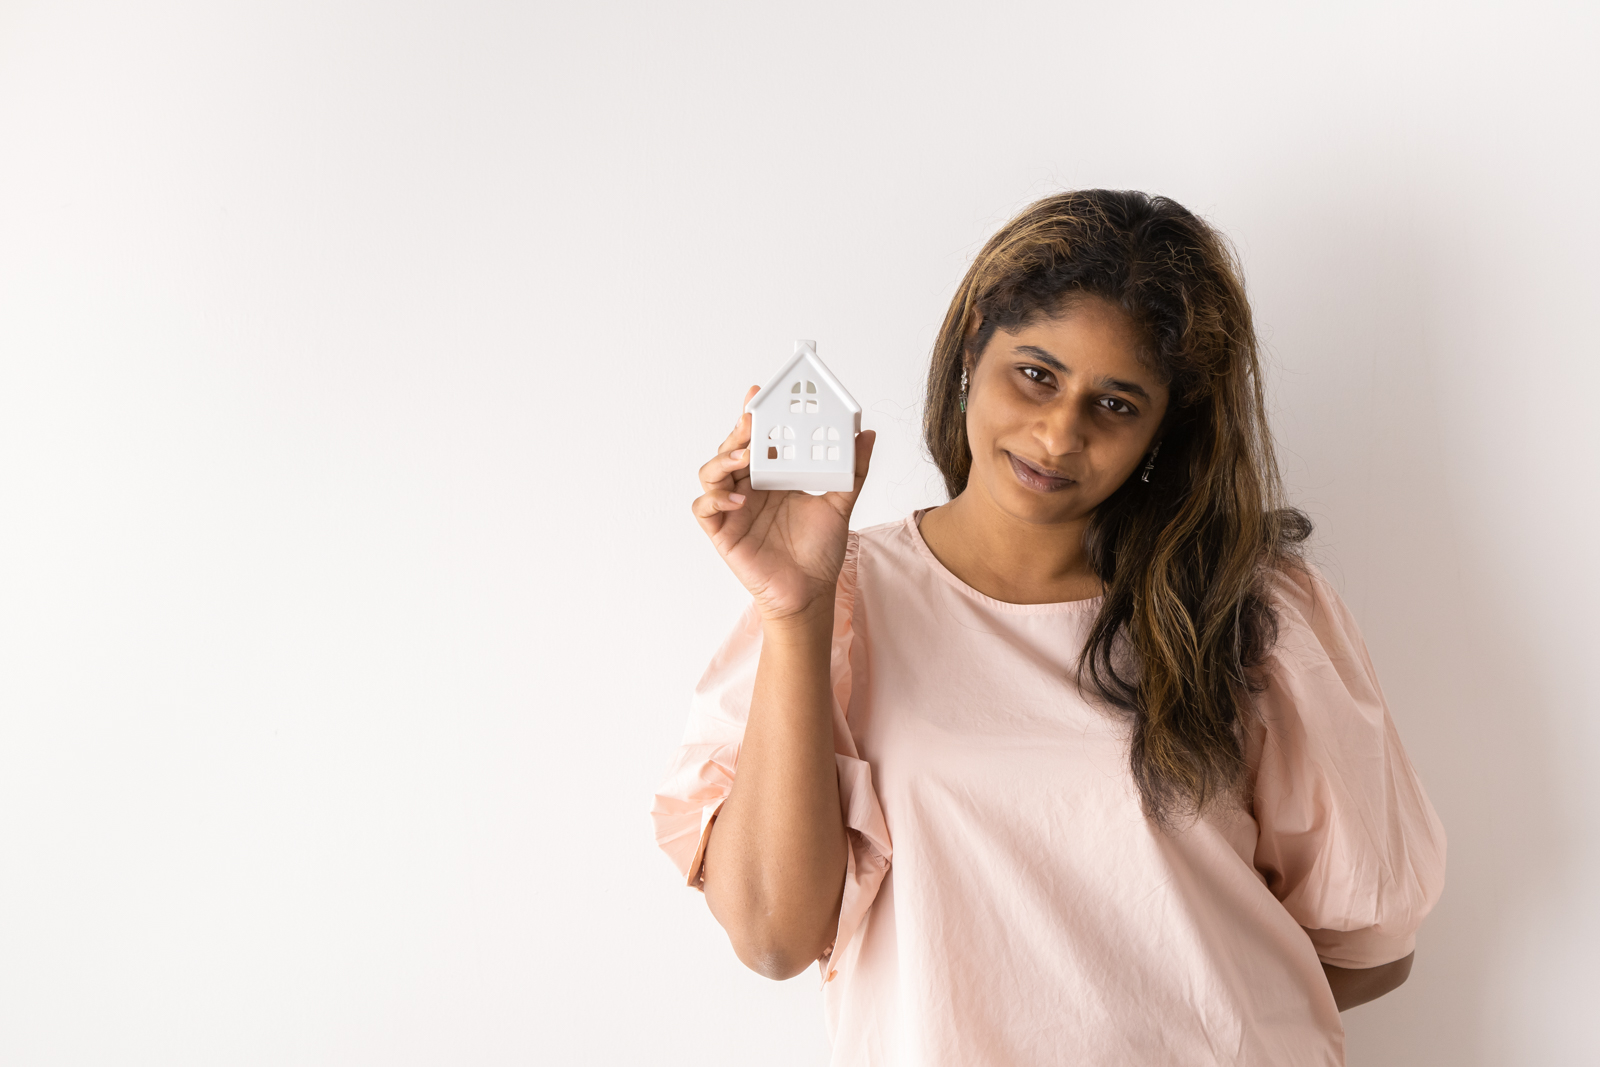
[1322,953,1414,1011]
[701,600,849,980]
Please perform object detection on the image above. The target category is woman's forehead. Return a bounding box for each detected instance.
[999,310,1166,389]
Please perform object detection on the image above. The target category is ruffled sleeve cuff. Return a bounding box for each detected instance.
[816,752,892,987]
[1305,924,1417,969]
[649,742,739,888]
[649,744,894,988]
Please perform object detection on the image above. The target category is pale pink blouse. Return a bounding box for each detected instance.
[651,512,1446,1066]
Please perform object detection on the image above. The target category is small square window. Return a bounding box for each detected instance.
[767,446,778,460]
[782,445,795,459]
[828,446,840,461]
[812,445,825,460]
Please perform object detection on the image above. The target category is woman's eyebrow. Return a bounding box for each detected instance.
[1097,376,1151,401]
[1014,345,1152,401]
[1014,344,1068,371]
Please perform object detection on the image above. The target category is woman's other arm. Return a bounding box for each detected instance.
[1322,952,1414,1011]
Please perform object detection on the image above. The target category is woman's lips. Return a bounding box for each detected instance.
[1007,452,1075,492]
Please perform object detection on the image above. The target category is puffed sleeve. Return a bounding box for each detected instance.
[650,533,892,986]
[1249,564,1447,969]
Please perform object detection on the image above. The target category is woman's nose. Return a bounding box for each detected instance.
[1036,403,1086,458]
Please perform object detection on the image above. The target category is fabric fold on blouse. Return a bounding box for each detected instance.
[648,533,892,986]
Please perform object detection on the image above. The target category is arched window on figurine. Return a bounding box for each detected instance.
[790,380,819,413]
[765,424,796,461]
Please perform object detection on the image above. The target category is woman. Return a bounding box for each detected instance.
[652,190,1446,1065]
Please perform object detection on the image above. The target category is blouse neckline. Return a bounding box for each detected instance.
[904,508,1105,616]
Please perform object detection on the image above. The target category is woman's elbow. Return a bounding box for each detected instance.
[730,937,822,981]
[703,877,838,981]
[709,901,830,980]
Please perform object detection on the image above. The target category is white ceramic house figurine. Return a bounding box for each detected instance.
[745,339,861,493]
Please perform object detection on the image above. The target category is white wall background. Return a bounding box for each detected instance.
[0,1,1594,1063]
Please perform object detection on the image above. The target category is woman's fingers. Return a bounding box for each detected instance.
[854,429,876,477]
[695,386,762,534]
[698,446,751,492]
[692,487,749,534]
[704,386,762,490]
[845,429,877,497]
[714,385,761,453]
[716,415,751,457]
[692,488,748,518]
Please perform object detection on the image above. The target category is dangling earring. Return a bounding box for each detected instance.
[1140,442,1161,483]
[959,367,969,413]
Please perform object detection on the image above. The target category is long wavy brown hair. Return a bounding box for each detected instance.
[924,189,1311,824]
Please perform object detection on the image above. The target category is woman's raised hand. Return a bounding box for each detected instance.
[693,385,876,624]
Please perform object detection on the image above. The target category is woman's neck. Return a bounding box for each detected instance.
[917,491,1103,605]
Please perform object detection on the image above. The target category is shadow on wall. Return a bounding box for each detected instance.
[1254,194,1565,1066]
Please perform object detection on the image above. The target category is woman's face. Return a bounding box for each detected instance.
[963,297,1170,526]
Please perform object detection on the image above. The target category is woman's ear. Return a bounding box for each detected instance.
[961,309,985,377]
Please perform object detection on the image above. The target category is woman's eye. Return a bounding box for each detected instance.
[1099,396,1135,414]
[1021,366,1051,385]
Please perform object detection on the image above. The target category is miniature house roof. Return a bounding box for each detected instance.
[745,340,861,415]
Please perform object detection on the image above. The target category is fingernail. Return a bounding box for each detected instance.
[731,449,746,460]
[729,493,746,504]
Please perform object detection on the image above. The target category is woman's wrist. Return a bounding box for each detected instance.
[759,598,835,645]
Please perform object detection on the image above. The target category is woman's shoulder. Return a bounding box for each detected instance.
[832,513,933,613]
[844,512,924,573]
[1262,555,1341,619]
[1262,556,1317,614]
[850,512,920,545]
[1259,556,1371,677]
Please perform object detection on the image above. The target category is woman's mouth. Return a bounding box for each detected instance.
[1007,452,1075,493]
